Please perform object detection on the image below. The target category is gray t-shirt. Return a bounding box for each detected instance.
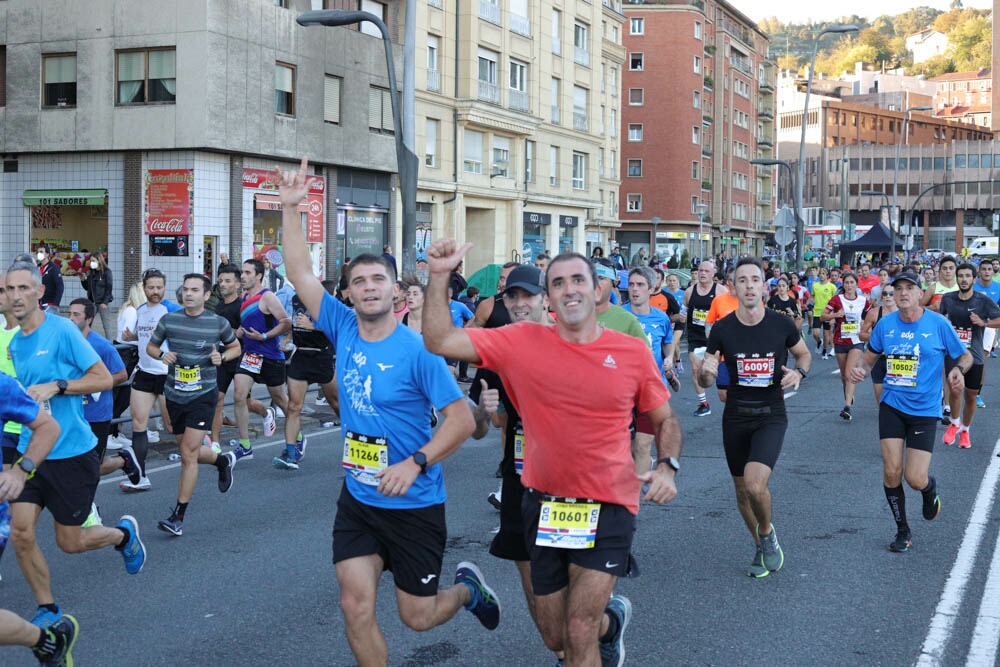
[939,291,1000,364]
[150,310,236,403]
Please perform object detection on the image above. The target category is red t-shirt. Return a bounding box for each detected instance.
[825,293,870,346]
[467,322,670,514]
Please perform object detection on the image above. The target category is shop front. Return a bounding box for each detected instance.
[522,212,551,264]
[24,188,109,278]
[243,168,326,279]
[558,215,577,255]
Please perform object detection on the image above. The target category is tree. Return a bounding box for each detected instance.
[776,54,802,72]
[894,6,944,38]
[948,14,991,71]
[911,53,955,77]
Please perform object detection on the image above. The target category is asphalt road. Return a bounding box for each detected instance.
[4,351,1000,666]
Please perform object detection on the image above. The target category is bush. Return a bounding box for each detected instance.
[667,255,679,269]
[680,249,691,269]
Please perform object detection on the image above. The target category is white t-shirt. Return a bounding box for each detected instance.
[135,302,170,374]
[117,305,138,346]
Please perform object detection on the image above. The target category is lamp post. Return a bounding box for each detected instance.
[298,9,419,274]
[894,105,932,263]
[795,24,858,273]
[695,204,708,261]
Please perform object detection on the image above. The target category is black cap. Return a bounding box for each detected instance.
[891,271,922,287]
[504,264,546,295]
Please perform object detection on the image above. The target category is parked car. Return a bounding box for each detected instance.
[925,248,945,259]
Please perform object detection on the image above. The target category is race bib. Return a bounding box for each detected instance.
[535,499,601,549]
[736,355,775,387]
[692,309,708,327]
[841,321,859,335]
[513,424,525,476]
[240,353,263,374]
[956,328,972,347]
[886,354,919,387]
[175,365,203,392]
[41,399,52,415]
[342,430,388,486]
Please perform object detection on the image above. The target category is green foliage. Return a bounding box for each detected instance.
[947,14,991,71]
[667,255,679,269]
[679,249,691,270]
[911,53,956,77]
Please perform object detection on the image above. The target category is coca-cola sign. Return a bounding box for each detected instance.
[147,218,188,234]
[145,169,193,235]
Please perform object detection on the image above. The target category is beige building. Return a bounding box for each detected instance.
[415,0,624,274]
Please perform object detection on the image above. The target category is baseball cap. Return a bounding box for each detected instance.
[592,258,617,282]
[890,270,922,288]
[504,264,546,295]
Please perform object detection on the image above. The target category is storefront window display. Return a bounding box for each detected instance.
[245,168,325,279]
[29,201,109,277]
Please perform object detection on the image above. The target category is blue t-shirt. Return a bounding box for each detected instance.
[316,292,463,509]
[162,299,183,313]
[83,330,126,422]
[623,305,673,384]
[449,300,474,328]
[973,280,1000,304]
[10,312,101,458]
[0,372,40,431]
[868,310,967,418]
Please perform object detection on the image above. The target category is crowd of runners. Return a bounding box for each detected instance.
[0,156,998,666]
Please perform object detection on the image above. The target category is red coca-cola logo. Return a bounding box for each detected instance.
[148,218,187,234]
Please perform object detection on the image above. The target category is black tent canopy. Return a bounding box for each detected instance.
[838,222,904,264]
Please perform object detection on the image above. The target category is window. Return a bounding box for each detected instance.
[610,108,617,137]
[609,67,617,96]
[0,46,5,107]
[509,59,528,111]
[324,75,341,124]
[510,0,530,35]
[691,161,699,179]
[551,77,560,123]
[627,194,642,211]
[478,48,499,103]
[630,53,643,71]
[368,86,394,133]
[627,159,642,177]
[609,190,616,214]
[360,0,386,38]
[42,54,77,108]
[691,197,700,214]
[598,148,604,176]
[550,146,560,186]
[525,140,535,182]
[732,173,748,190]
[628,124,643,141]
[734,78,750,98]
[275,62,295,115]
[552,9,562,55]
[574,22,589,67]
[572,152,586,189]
[464,129,484,174]
[693,90,700,109]
[630,17,644,35]
[693,56,701,74]
[492,136,511,176]
[425,118,439,167]
[601,63,606,93]
[427,36,440,92]
[694,21,702,39]
[692,126,700,144]
[609,149,616,178]
[117,48,176,105]
[573,86,588,131]
[600,105,605,135]
[628,88,643,105]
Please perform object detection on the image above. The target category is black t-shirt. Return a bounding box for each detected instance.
[766,294,800,320]
[686,283,718,341]
[291,294,332,350]
[468,366,522,476]
[706,309,800,405]
[484,294,512,329]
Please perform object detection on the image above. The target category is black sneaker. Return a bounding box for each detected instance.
[599,594,632,667]
[941,407,951,426]
[157,514,183,536]
[217,452,235,493]
[922,479,941,521]
[839,406,852,421]
[667,374,681,393]
[119,446,142,485]
[694,402,711,417]
[455,561,500,630]
[32,613,79,665]
[888,529,912,553]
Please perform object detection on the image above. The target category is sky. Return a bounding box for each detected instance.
[740,0,994,25]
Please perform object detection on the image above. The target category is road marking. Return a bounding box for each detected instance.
[915,435,1000,667]
[831,369,841,375]
[783,391,797,400]
[966,506,1000,666]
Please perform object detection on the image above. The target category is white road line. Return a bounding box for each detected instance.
[915,435,1000,667]
[783,391,797,400]
[831,369,841,375]
[966,501,1000,666]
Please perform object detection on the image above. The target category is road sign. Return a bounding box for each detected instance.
[775,226,794,246]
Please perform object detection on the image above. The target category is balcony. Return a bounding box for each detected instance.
[509,89,530,112]
[702,145,713,157]
[510,13,530,36]
[703,113,713,125]
[551,105,560,124]
[478,80,500,104]
[573,112,589,131]
[479,0,501,24]
[701,180,712,190]
[757,107,773,119]
[704,75,714,90]
[731,58,753,76]
[757,192,772,203]
[574,46,590,67]
[553,37,561,56]
[602,0,624,15]
[759,80,775,93]
[758,138,773,148]
[426,69,441,92]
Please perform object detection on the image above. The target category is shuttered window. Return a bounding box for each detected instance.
[324,75,341,124]
[368,85,394,133]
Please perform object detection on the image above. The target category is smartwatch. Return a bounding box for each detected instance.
[56,379,68,395]
[796,368,808,379]
[411,451,428,474]
[15,456,36,480]
[656,456,681,472]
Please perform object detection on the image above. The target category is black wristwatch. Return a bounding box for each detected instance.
[411,451,428,474]
[656,456,681,472]
[56,379,68,395]
[796,368,808,379]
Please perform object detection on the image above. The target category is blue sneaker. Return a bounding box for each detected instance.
[455,561,500,630]
[294,433,308,461]
[232,444,254,462]
[600,594,632,667]
[273,445,300,470]
[30,604,62,629]
[116,515,146,575]
[976,395,986,408]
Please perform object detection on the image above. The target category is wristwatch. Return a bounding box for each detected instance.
[656,456,681,472]
[56,379,68,395]
[411,451,428,474]
[796,368,808,379]
[15,456,36,479]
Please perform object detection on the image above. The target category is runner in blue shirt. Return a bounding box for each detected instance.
[276,158,500,662]
[5,261,145,630]
[851,270,972,554]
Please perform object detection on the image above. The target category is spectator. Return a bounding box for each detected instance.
[80,252,114,339]
[381,244,398,277]
[263,257,285,292]
[36,244,64,311]
[630,246,648,268]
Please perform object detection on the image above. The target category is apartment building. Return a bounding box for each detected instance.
[931,69,993,128]
[618,0,774,262]
[415,0,625,272]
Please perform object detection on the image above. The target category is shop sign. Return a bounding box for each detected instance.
[245,169,326,244]
[145,169,193,235]
[242,168,325,194]
[149,235,189,257]
[522,212,552,225]
[559,215,578,227]
[22,189,107,207]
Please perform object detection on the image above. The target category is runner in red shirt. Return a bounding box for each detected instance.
[821,273,870,421]
[423,239,681,667]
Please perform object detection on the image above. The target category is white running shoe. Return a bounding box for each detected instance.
[147,430,160,443]
[119,476,151,493]
[315,395,328,406]
[263,408,277,437]
[106,434,129,451]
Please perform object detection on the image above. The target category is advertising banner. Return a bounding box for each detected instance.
[145,169,193,235]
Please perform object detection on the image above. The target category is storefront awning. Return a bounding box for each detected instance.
[22,189,107,206]
[255,194,308,212]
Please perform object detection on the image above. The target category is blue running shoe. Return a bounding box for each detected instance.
[599,594,632,667]
[32,613,78,665]
[273,445,300,470]
[232,444,253,462]
[455,561,500,630]
[116,515,146,575]
[30,604,62,629]
[976,395,986,408]
[294,433,308,462]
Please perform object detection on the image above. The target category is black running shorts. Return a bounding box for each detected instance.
[167,392,218,435]
[964,364,985,392]
[521,488,638,596]
[834,343,865,355]
[235,354,287,387]
[332,483,446,597]
[287,349,335,385]
[132,370,166,396]
[15,449,100,526]
[216,359,239,395]
[721,402,787,477]
[2,431,19,465]
[489,473,530,562]
[89,421,110,462]
[878,402,937,453]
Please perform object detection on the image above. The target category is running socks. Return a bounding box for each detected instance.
[884,485,908,530]
[38,603,59,615]
[696,392,707,403]
[239,438,251,449]
[173,502,188,521]
[131,430,149,475]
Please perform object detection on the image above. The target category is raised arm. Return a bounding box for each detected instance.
[277,157,325,319]
[423,239,482,364]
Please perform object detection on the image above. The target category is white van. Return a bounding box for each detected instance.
[966,237,999,256]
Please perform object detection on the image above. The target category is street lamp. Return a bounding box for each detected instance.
[298,9,419,274]
[894,105,932,263]
[795,24,859,273]
[695,204,708,260]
